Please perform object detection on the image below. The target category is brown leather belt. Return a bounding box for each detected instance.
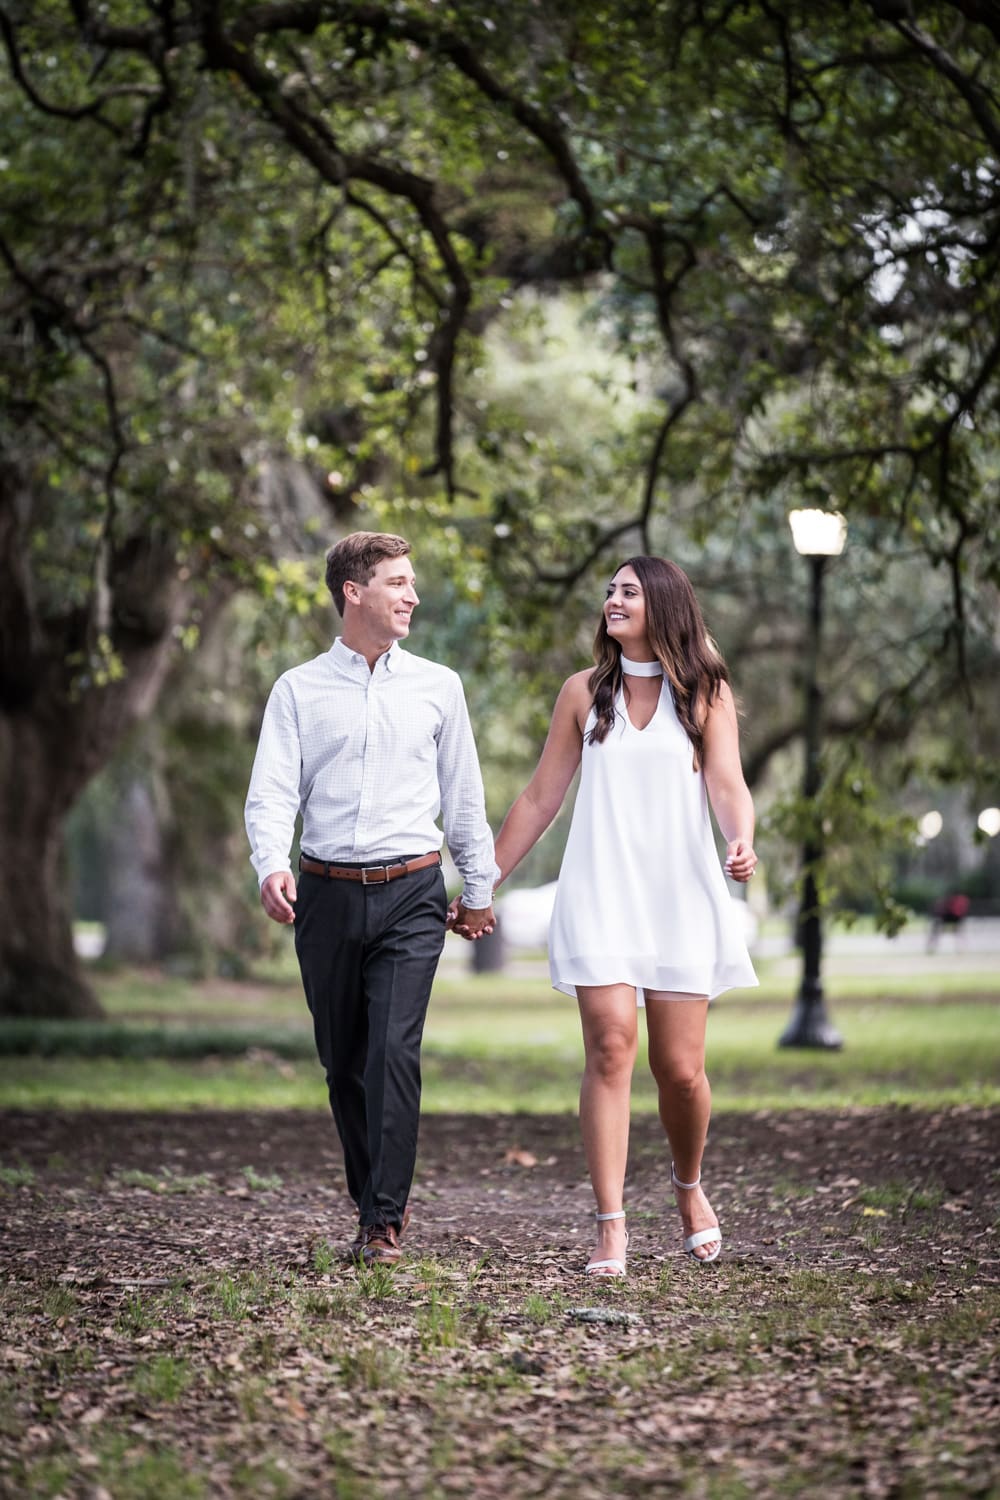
[298,851,442,885]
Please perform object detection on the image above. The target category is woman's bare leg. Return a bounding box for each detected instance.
[644,992,720,1259]
[577,983,638,1268]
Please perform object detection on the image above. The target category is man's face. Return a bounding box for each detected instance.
[350,555,420,642]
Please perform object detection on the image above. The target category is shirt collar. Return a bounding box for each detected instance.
[330,637,403,676]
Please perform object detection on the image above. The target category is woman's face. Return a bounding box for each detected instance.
[604,565,647,646]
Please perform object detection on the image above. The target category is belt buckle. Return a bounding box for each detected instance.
[361,864,390,885]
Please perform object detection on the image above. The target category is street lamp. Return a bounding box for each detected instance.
[779,508,847,1051]
[917,810,944,843]
[978,807,1000,838]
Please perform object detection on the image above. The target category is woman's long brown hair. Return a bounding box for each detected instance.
[587,556,729,769]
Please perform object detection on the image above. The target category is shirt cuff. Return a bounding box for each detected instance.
[254,855,294,887]
[460,862,500,910]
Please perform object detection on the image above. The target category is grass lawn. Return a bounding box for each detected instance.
[0,967,996,1112]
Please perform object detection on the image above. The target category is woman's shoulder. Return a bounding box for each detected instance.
[558,669,595,707]
[696,677,736,724]
[554,670,596,734]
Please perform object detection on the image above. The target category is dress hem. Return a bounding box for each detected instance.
[550,969,759,1004]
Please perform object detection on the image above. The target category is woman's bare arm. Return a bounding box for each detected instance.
[493,673,590,887]
[701,681,757,882]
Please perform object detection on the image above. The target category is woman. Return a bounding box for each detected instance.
[491,557,757,1275]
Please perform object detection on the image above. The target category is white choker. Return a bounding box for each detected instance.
[621,654,663,677]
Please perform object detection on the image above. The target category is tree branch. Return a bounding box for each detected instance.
[0,233,125,641]
[533,514,647,594]
[232,0,607,236]
[889,13,1000,154]
[0,6,123,135]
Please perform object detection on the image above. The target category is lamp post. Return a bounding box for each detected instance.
[779,508,847,1051]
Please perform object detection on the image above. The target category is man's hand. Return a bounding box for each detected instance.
[261,870,297,924]
[446,899,495,940]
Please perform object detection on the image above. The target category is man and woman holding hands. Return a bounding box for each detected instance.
[245,531,757,1272]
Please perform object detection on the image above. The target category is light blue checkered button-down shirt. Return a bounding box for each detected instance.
[245,637,497,908]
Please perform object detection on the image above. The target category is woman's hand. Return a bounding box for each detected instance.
[724,839,758,883]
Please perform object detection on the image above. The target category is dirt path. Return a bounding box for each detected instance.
[2,1107,998,1498]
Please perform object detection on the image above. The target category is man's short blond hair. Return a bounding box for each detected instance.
[325,532,412,616]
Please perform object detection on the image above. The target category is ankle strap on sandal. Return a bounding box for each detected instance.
[671,1163,702,1191]
[595,1210,626,1221]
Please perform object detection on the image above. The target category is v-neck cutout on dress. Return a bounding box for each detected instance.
[622,680,663,733]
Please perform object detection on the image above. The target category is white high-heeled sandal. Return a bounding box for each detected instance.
[585,1209,629,1277]
[671,1164,722,1264]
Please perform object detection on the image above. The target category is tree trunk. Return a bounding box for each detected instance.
[0,442,303,1014]
[104,769,180,965]
[0,712,102,1017]
[0,484,200,1016]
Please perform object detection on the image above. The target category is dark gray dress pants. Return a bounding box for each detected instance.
[293,860,447,1230]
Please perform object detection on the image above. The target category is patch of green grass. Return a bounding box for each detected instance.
[765,1176,815,1201]
[228,1456,300,1499]
[9,1454,76,1499]
[899,1292,1000,1351]
[0,1055,324,1110]
[522,1291,565,1325]
[205,1269,284,1320]
[117,1291,160,1335]
[855,1216,887,1250]
[0,1162,35,1188]
[299,1286,350,1320]
[0,1018,314,1058]
[685,1474,755,1500]
[410,1254,449,1286]
[468,1300,495,1343]
[322,1431,366,1500]
[864,1274,936,1306]
[416,1289,461,1348]
[354,1262,397,1300]
[112,1167,214,1194]
[311,1239,337,1275]
[41,1283,79,1320]
[857,1181,944,1213]
[425,1407,456,1473]
[339,1344,405,1390]
[233,1376,269,1423]
[242,1164,284,1191]
[133,1355,195,1403]
[0,1387,24,1442]
[91,1438,208,1499]
[466,1251,494,1285]
[213,1274,250,1319]
[617,1344,682,1388]
[87,965,304,1022]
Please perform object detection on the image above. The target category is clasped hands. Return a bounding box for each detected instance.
[445,899,496,941]
[262,870,496,939]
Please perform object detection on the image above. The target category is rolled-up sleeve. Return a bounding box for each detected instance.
[244,677,303,885]
[436,674,498,908]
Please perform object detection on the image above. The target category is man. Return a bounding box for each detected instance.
[245,532,496,1266]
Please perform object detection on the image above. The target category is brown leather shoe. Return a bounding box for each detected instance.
[348,1206,411,1261]
[361,1223,402,1266]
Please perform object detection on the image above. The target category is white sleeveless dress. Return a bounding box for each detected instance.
[548,681,758,1002]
